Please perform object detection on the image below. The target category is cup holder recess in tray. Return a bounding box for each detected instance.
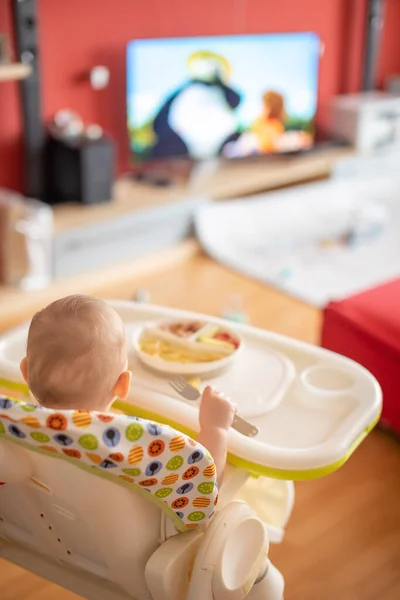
[300,365,355,401]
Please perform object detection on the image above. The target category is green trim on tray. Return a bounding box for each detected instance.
[112,400,381,481]
[0,380,380,482]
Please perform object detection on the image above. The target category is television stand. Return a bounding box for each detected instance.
[128,138,350,190]
[133,172,175,188]
[129,157,223,192]
[128,158,194,188]
[0,146,353,284]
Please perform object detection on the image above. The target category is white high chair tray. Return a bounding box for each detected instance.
[0,300,381,480]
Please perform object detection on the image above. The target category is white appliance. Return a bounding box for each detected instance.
[386,75,400,95]
[330,92,400,153]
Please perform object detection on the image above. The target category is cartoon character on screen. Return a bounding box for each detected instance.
[252,91,286,153]
[149,50,242,160]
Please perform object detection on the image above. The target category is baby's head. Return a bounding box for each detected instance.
[21,295,131,411]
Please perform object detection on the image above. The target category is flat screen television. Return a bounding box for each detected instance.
[127,32,321,163]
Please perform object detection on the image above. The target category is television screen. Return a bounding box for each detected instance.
[127,32,320,162]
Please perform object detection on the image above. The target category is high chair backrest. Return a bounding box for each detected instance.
[0,438,162,598]
[0,397,218,598]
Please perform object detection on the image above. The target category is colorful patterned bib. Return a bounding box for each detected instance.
[0,397,218,531]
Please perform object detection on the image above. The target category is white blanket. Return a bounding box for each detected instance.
[195,177,400,307]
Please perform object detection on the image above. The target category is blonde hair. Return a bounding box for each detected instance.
[26,295,126,409]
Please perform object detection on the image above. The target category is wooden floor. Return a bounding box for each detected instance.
[1,250,399,599]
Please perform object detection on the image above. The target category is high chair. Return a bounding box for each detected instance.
[0,398,284,600]
[0,299,382,600]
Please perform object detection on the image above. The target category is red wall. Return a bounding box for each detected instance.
[0,0,399,193]
[0,0,24,190]
[378,0,400,88]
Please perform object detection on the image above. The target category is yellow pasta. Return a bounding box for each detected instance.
[139,334,224,364]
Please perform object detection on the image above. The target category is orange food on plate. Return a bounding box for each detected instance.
[161,321,206,338]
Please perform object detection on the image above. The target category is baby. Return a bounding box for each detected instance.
[20,294,235,484]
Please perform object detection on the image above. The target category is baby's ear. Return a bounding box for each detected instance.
[20,357,28,382]
[113,370,132,400]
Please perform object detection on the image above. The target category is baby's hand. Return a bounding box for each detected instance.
[199,386,236,432]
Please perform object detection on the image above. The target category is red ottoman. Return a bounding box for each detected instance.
[321,279,400,434]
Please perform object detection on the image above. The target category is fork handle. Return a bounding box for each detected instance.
[232,414,259,438]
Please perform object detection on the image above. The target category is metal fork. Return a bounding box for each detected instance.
[169,376,259,438]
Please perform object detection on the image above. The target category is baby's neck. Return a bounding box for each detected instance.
[28,390,112,412]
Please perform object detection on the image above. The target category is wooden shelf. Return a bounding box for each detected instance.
[0,62,31,82]
[53,146,353,233]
